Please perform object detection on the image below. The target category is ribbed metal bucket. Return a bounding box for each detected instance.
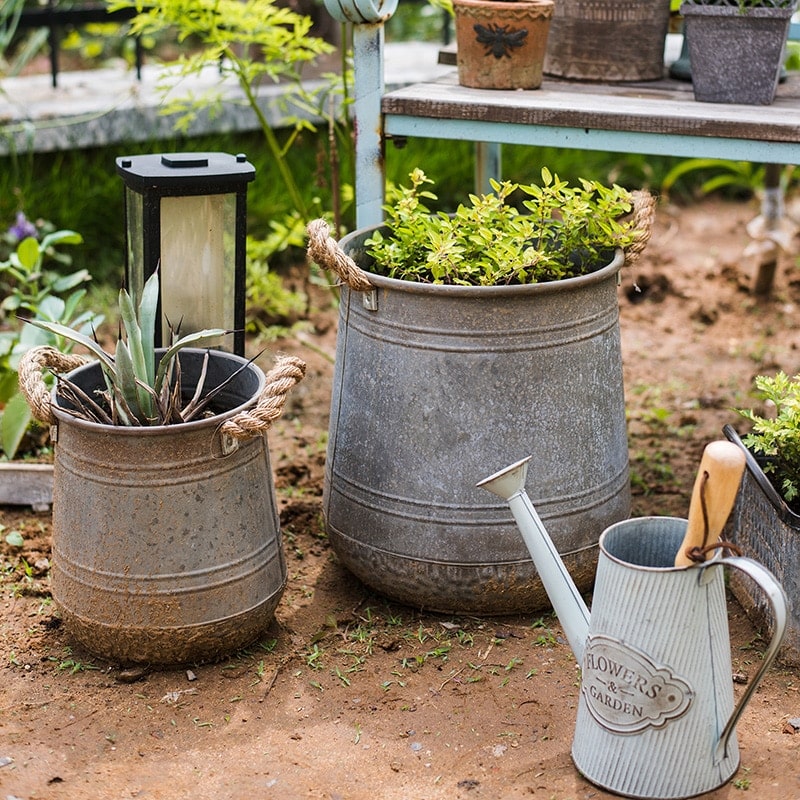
[544,0,671,82]
[49,349,286,665]
[324,226,631,614]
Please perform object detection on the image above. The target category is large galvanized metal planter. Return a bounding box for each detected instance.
[20,347,305,665]
[681,1,796,105]
[724,424,800,666]
[307,216,654,614]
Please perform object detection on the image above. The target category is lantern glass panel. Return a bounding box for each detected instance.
[124,186,145,303]
[159,193,236,347]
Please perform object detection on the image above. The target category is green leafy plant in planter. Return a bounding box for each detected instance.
[735,370,800,511]
[364,167,642,285]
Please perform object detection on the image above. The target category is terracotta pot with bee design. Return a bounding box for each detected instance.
[453,0,554,89]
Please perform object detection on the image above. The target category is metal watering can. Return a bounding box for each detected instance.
[479,442,788,799]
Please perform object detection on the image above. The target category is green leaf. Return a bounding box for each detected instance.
[154,329,229,394]
[40,230,83,250]
[114,339,150,423]
[138,270,160,386]
[0,390,33,460]
[22,318,117,376]
[16,237,40,272]
[5,530,24,548]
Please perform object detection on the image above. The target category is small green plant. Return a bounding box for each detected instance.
[364,167,640,286]
[24,271,232,426]
[736,371,800,510]
[0,214,100,458]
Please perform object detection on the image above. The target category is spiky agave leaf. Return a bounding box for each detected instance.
[118,289,156,420]
[154,328,230,396]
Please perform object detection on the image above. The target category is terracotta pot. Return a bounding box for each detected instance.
[453,0,554,89]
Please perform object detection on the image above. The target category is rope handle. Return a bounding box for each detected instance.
[219,354,306,441]
[18,346,90,426]
[17,345,306,438]
[306,218,374,292]
[306,189,656,288]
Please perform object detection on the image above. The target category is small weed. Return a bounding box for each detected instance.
[305,643,325,671]
[733,767,752,790]
[52,657,100,674]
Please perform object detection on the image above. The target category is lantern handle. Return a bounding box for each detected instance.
[217,354,306,441]
[18,346,90,426]
[306,219,374,292]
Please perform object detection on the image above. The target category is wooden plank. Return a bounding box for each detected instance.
[382,71,800,144]
[0,463,53,511]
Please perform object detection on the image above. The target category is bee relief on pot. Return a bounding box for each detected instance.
[581,635,694,734]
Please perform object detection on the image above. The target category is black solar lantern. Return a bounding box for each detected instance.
[116,152,255,356]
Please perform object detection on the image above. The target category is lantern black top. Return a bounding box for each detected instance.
[116,152,256,195]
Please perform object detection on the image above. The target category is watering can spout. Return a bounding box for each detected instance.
[478,457,590,662]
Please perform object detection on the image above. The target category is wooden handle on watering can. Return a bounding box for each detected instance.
[674,440,746,567]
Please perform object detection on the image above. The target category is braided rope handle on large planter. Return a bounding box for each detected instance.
[219,354,306,441]
[307,190,656,289]
[625,189,657,267]
[18,346,90,426]
[306,218,374,292]
[17,345,306,438]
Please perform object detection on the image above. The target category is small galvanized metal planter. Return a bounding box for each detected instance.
[19,346,305,665]
[306,195,654,614]
[724,424,800,666]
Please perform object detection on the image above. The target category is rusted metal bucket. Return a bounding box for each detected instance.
[20,347,305,664]
[306,207,653,613]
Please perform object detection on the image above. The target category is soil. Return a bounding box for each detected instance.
[2,197,800,800]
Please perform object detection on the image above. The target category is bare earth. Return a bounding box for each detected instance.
[2,198,800,800]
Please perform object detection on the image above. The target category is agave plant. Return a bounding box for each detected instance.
[23,271,237,426]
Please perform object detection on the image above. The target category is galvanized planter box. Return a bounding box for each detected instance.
[724,424,800,666]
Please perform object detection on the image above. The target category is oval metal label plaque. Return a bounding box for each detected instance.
[582,635,694,734]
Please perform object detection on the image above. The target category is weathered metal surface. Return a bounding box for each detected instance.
[323,226,631,614]
[573,517,786,799]
[725,424,800,667]
[49,349,286,665]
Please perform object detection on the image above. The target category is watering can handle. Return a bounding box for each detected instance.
[711,555,788,765]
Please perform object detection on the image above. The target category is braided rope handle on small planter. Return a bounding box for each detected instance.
[218,354,306,441]
[18,346,91,426]
[306,218,374,292]
[18,345,306,438]
[625,189,657,267]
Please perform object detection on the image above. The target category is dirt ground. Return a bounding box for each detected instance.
[2,197,800,800]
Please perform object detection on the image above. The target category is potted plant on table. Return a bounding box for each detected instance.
[723,370,800,665]
[450,0,555,89]
[307,168,655,615]
[680,0,798,104]
[18,272,306,665]
[544,0,673,82]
